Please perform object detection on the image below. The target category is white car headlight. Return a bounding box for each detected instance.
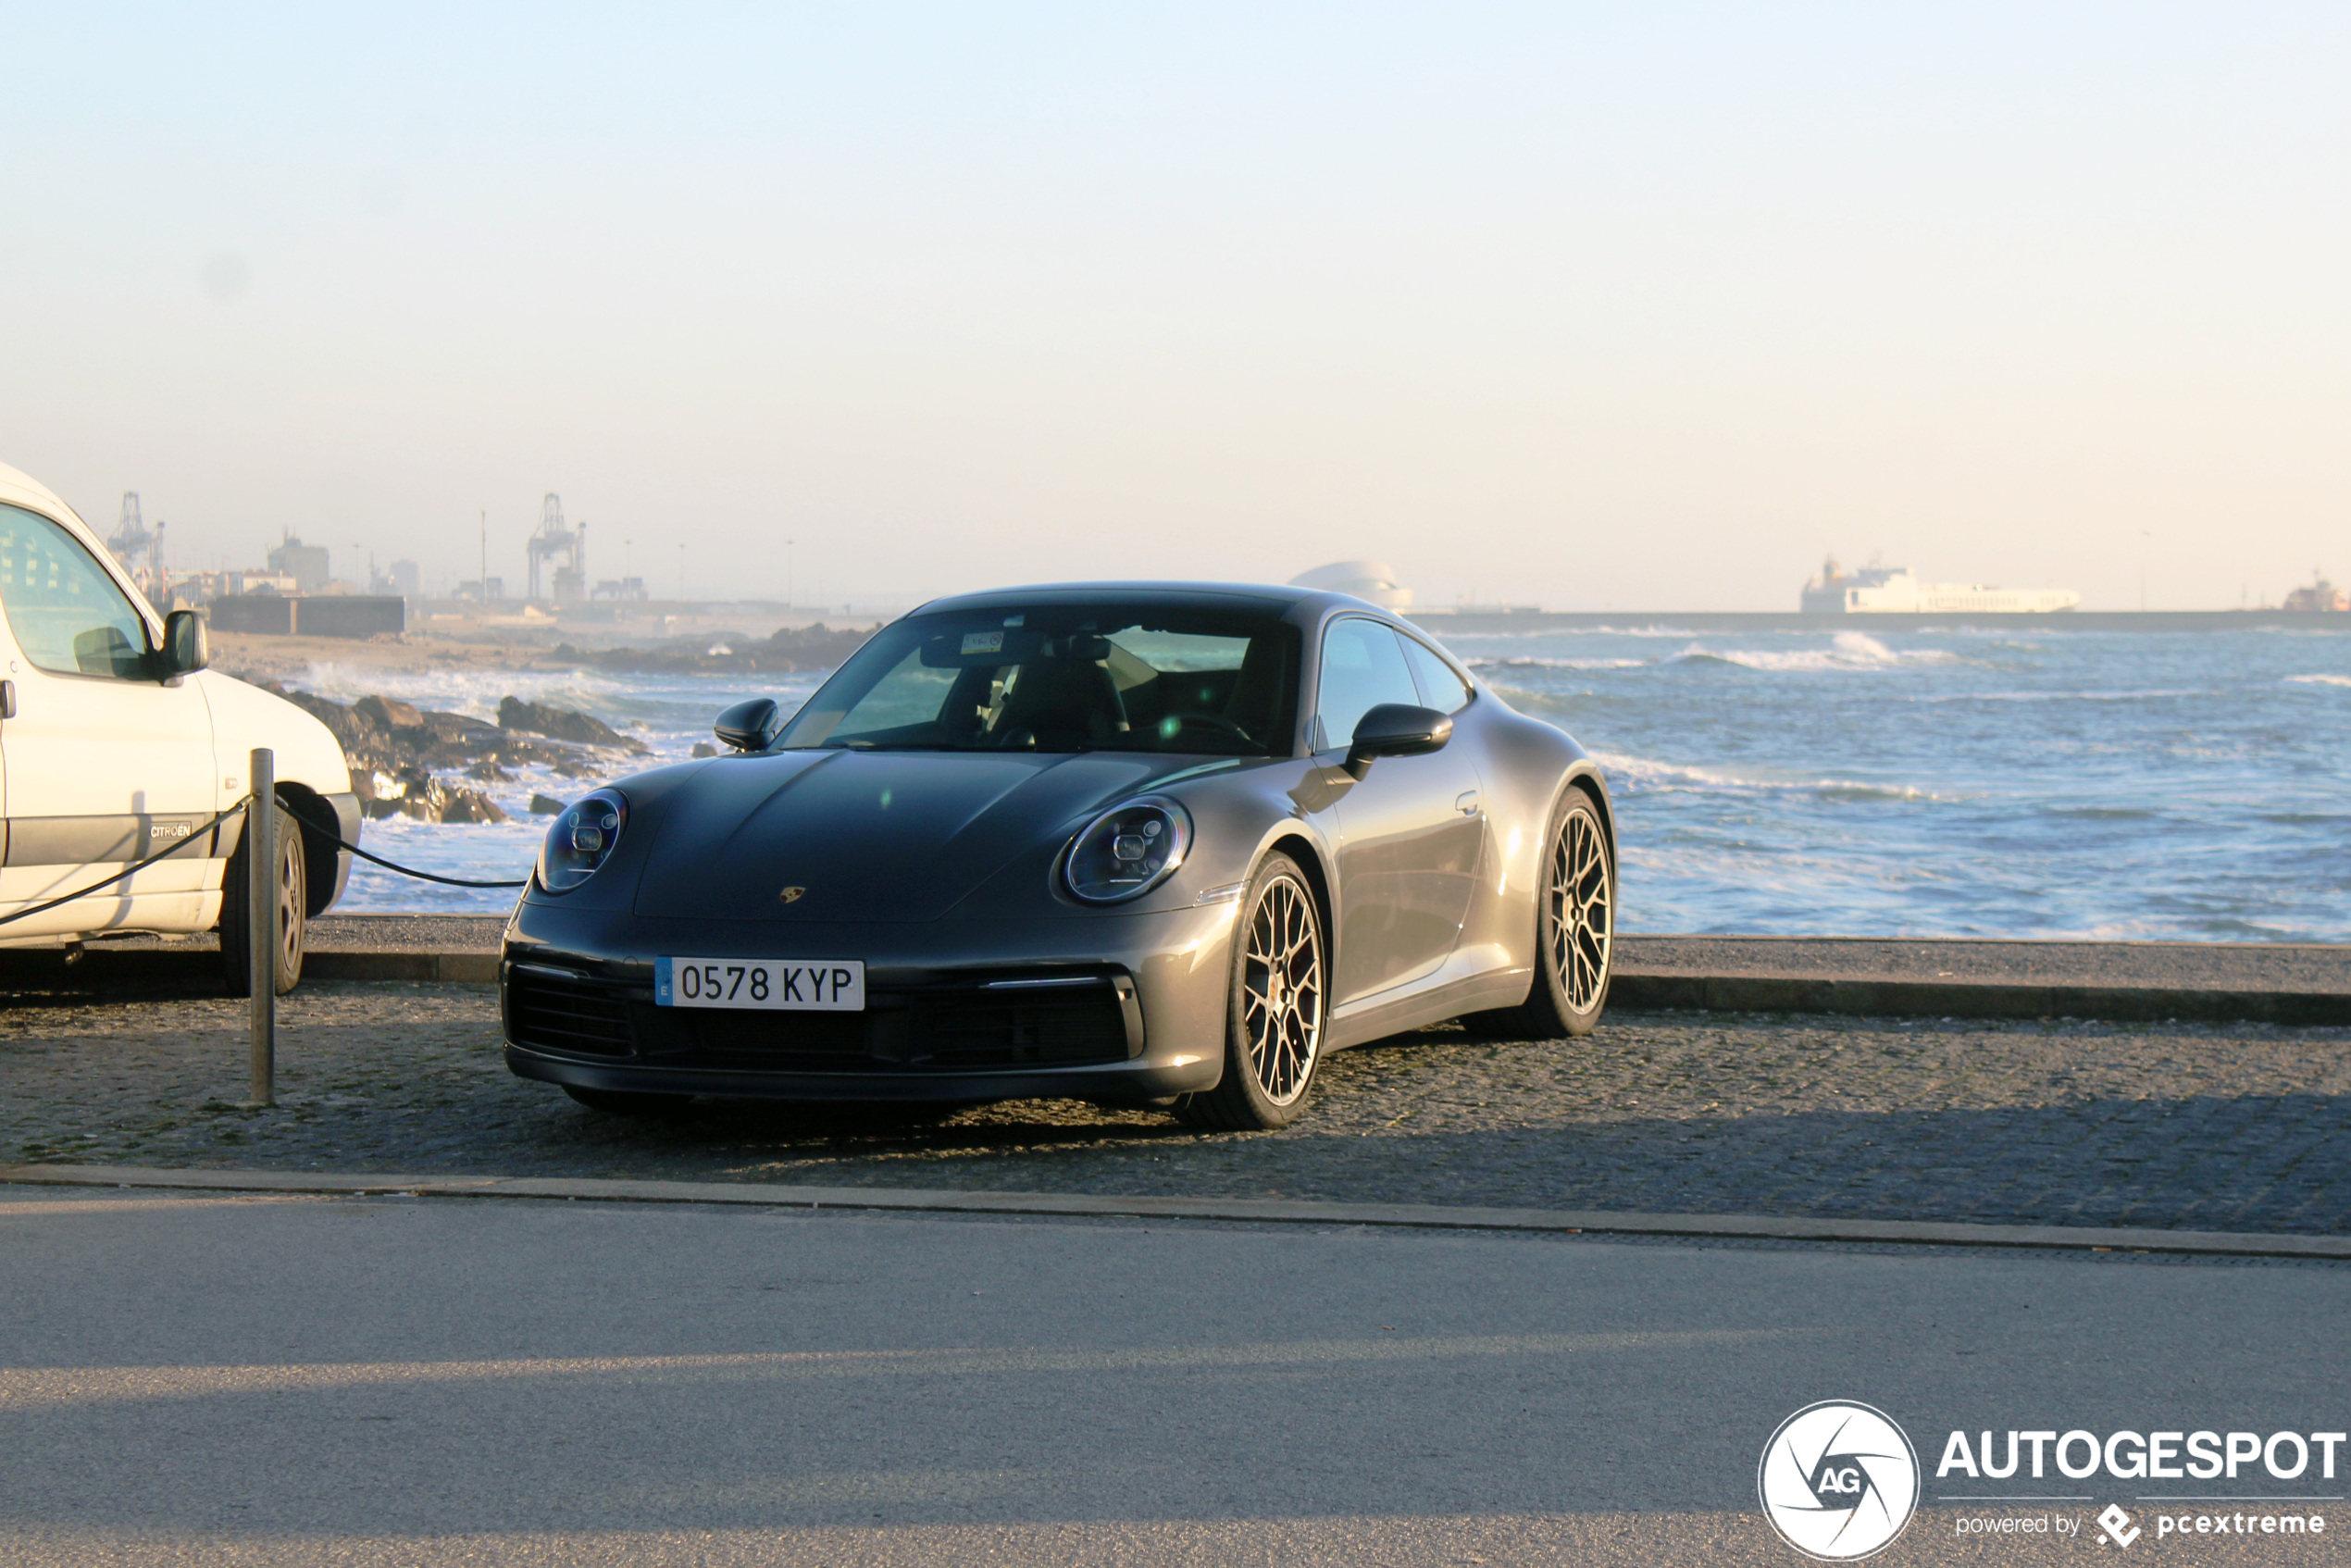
[1064,798,1192,903]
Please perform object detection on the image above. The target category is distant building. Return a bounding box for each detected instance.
[2283,570,2348,612]
[593,577,650,601]
[1802,556,2080,614]
[179,570,297,601]
[454,578,504,603]
[267,534,332,592]
[1288,560,1412,611]
[374,559,421,601]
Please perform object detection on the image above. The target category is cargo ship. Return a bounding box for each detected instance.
[1801,556,2080,615]
[2282,570,2347,612]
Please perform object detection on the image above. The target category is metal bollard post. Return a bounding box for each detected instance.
[249,748,275,1106]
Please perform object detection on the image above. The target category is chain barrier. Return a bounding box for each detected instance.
[0,798,529,933]
[319,831,529,890]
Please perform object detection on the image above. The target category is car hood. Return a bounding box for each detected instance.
[630,749,1194,922]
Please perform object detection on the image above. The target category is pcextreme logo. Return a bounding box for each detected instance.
[1758,1400,1922,1561]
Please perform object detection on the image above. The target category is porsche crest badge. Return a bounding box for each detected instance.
[779,886,806,903]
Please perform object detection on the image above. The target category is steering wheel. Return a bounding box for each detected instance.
[1164,711,1253,744]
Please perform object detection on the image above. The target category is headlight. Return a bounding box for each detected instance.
[1064,797,1192,903]
[537,789,628,893]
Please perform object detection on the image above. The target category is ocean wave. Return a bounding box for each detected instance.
[1466,655,1649,671]
[1661,632,1966,673]
[1593,750,1957,803]
[2285,673,2351,688]
[1902,688,2207,703]
[301,661,641,720]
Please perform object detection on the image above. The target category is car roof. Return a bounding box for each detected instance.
[0,463,81,523]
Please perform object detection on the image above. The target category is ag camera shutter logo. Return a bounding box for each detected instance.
[1758,1400,1921,1561]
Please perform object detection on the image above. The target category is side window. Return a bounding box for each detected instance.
[1400,635,1473,715]
[1315,618,1421,750]
[0,504,153,679]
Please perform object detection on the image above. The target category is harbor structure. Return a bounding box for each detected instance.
[1800,555,2080,615]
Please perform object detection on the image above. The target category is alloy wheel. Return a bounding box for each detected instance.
[1240,873,1322,1105]
[1547,807,1611,1010]
[275,828,305,979]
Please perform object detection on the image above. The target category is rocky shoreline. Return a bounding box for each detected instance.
[265,686,652,824]
[545,620,875,675]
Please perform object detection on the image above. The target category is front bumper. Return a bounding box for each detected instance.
[499,897,1238,1102]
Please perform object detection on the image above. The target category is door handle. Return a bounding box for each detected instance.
[0,679,14,719]
[1455,790,1479,816]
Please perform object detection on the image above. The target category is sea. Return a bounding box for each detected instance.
[306,624,2351,941]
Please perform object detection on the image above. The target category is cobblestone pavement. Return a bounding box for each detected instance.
[4,982,2347,1234]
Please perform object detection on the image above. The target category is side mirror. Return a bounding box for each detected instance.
[1344,703,1451,779]
[160,609,209,678]
[713,696,782,753]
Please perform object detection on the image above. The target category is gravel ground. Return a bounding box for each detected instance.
[4,981,2347,1235]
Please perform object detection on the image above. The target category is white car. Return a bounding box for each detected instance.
[0,463,358,992]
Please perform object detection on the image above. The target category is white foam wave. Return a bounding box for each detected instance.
[1466,655,1649,671]
[298,662,641,721]
[1903,688,2206,703]
[1593,750,1956,803]
[1665,631,1965,673]
[2286,673,2351,688]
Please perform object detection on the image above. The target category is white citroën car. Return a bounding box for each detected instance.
[0,463,358,992]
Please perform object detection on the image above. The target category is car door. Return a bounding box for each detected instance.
[1315,616,1485,1006]
[0,502,223,938]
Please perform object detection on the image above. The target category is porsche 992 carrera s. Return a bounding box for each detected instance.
[500,582,1614,1129]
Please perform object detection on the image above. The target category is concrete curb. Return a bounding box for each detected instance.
[1610,973,2351,1026]
[6,1163,2348,1262]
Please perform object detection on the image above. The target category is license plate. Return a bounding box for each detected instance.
[655,957,866,1011]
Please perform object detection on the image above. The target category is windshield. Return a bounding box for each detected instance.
[777,604,1300,755]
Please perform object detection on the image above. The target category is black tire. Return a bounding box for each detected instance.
[1174,852,1326,1131]
[562,1085,695,1117]
[1461,787,1613,1040]
[218,798,308,998]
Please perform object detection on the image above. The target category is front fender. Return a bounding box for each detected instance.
[193,671,353,797]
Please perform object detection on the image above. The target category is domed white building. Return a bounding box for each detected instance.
[1287,560,1412,611]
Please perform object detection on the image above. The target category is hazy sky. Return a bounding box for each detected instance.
[5,5,2346,610]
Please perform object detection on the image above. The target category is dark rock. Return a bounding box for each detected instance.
[497,696,636,749]
[360,773,507,825]
[355,694,426,730]
[439,787,508,825]
[283,689,384,751]
[690,741,718,758]
[529,793,568,816]
[271,684,645,825]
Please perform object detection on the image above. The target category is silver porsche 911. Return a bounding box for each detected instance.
[500,582,1615,1128]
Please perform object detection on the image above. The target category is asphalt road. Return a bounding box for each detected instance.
[2,1188,2343,1565]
